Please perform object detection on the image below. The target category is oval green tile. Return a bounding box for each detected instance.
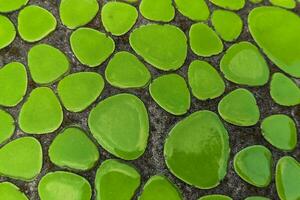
[102,2,138,36]
[218,88,260,126]
[0,15,16,49]
[0,182,28,200]
[59,0,99,29]
[0,62,27,107]
[70,28,115,67]
[261,114,297,151]
[0,109,14,145]
[105,51,151,89]
[270,73,300,106]
[269,0,296,9]
[209,0,245,10]
[130,24,187,71]
[95,159,141,200]
[57,72,104,112]
[138,175,182,200]
[28,44,69,85]
[38,171,91,200]
[18,5,56,42]
[164,110,230,189]
[248,6,300,78]
[276,156,300,200]
[189,22,223,57]
[19,87,63,134]
[245,197,270,200]
[220,42,269,86]
[174,0,209,21]
[0,137,42,181]
[188,60,225,100]
[0,0,28,12]
[88,93,149,160]
[234,145,272,187]
[149,74,190,115]
[211,10,243,42]
[140,0,174,22]
[49,127,99,171]
[198,194,232,200]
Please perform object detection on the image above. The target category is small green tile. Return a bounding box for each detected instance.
[198,194,232,200]
[209,0,245,10]
[0,109,14,145]
[269,0,296,9]
[174,0,209,21]
[0,15,16,49]
[0,182,28,200]
[0,0,28,13]
[140,0,175,22]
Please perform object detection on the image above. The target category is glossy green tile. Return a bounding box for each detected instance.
[269,0,296,9]
[140,0,174,22]
[0,109,14,145]
[0,15,16,49]
[174,0,209,21]
[0,182,28,200]
[0,0,28,12]
[209,0,245,10]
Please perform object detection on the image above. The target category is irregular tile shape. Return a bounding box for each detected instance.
[102,2,138,36]
[270,73,300,106]
[105,51,151,89]
[220,42,269,86]
[270,0,296,9]
[211,10,243,42]
[174,0,209,21]
[28,44,69,84]
[0,62,27,107]
[164,110,230,189]
[218,88,260,126]
[189,23,223,57]
[140,0,174,22]
[245,197,270,200]
[0,137,42,181]
[49,127,99,171]
[0,109,14,145]
[19,87,63,134]
[0,0,28,12]
[0,182,28,200]
[130,24,187,71]
[198,195,232,200]
[261,114,297,151]
[188,60,225,100]
[139,175,182,200]
[249,7,300,77]
[149,74,190,115]
[88,93,149,160]
[209,0,245,10]
[57,72,104,112]
[70,28,115,67]
[59,0,99,29]
[18,5,56,42]
[38,171,91,200]
[276,156,300,200]
[0,15,16,49]
[95,159,140,200]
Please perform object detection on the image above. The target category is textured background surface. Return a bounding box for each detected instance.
[0,0,300,199]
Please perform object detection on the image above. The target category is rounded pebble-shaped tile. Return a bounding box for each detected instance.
[49,127,99,171]
[188,60,225,100]
[88,93,149,160]
[59,0,99,29]
[28,44,69,84]
[0,62,27,107]
[105,51,151,89]
[276,156,300,200]
[0,137,42,181]
[220,42,269,86]
[0,15,16,49]
[198,195,232,200]
[0,182,28,200]
[209,0,245,10]
[189,22,223,57]
[70,28,115,67]
[270,73,300,106]
[245,197,270,200]
[57,72,104,112]
[130,24,187,71]
[0,109,14,145]
[138,175,182,200]
[174,0,209,21]
[140,0,174,22]
[261,114,297,151]
[218,88,260,126]
[164,110,230,189]
[0,0,28,12]
[149,74,190,115]
[269,0,296,9]
[234,145,272,187]
[249,6,300,78]
[19,87,63,134]
[102,1,138,36]
[18,5,56,42]
[38,171,92,200]
[211,10,243,42]
[95,159,141,200]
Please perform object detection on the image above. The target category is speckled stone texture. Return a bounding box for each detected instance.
[0,0,300,199]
